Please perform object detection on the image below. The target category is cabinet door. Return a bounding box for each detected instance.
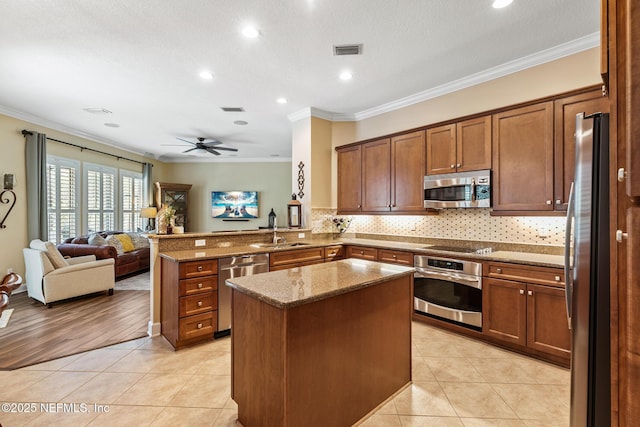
[492,102,554,212]
[554,89,609,211]
[337,145,362,213]
[526,284,571,358]
[426,124,456,175]
[457,115,492,172]
[483,278,526,346]
[362,138,391,212]
[391,131,425,212]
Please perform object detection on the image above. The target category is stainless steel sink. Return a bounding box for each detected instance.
[250,242,311,249]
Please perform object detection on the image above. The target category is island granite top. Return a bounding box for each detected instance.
[225,258,415,309]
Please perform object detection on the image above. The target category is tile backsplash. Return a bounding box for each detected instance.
[311,208,565,247]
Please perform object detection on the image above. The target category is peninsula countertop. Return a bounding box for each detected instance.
[225,258,415,309]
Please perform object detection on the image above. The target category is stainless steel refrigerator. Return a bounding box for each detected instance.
[565,112,611,427]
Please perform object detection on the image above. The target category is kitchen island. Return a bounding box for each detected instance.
[226,259,414,427]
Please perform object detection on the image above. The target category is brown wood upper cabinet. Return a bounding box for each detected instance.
[554,89,609,211]
[426,116,491,175]
[337,131,425,214]
[336,144,362,213]
[492,101,555,212]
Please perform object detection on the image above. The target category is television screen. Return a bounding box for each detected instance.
[211,191,259,219]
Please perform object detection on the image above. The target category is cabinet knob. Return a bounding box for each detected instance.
[357,205,361,208]
[618,167,627,182]
[393,255,397,258]
[360,250,364,255]
[197,301,203,307]
[616,230,629,242]
[197,265,203,272]
[528,290,533,296]
[197,283,203,289]
[555,199,562,204]
[450,164,455,169]
[456,163,461,168]
[496,268,502,274]
[546,200,552,205]
[555,275,561,281]
[519,289,524,295]
[197,323,203,329]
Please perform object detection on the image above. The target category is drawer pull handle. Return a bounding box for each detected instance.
[197,266,203,272]
[197,283,203,289]
[197,301,203,307]
[496,268,502,274]
[197,323,203,329]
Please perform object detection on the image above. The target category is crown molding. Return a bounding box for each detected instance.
[333,32,600,122]
[287,107,334,122]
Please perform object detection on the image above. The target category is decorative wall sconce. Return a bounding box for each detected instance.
[287,194,302,228]
[1,173,17,229]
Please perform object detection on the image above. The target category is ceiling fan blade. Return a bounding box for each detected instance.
[182,147,199,153]
[205,147,221,156]
[176,137,196,146]
[203,140,223,146]
[209,146,238,152]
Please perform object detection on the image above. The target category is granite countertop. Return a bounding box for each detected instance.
[158,236,564,269]
[225,258,415,309]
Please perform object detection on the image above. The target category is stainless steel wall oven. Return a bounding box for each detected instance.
[414,254,483,330]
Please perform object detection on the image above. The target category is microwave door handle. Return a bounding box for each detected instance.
[471,178,476,202]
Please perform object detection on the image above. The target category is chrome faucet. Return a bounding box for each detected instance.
[273,225,284,245]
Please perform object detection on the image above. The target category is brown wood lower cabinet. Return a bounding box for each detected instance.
[483,262,570,361]
[161,257,218,349]
[378,249,414,266]
[346,246,378,261]
[269,247,325,271]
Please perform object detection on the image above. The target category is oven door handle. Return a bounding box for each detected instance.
[415,270,482,290]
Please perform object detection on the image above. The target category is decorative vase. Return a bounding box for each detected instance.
[166,225,173,234]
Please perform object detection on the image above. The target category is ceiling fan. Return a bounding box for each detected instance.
[165,137,239,156]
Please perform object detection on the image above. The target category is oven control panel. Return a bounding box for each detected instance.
[427,259,464,271]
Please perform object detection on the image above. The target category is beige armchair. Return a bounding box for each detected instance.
[23,239,115,307]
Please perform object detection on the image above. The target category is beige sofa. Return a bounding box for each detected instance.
[23,240,115,307]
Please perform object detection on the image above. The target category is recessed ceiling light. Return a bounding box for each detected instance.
[242,26,259,38]
[339,71,353,81]
[276,97,288,104]
[234,120,248,126]
[199,71,214,79]
[84,108,112,114]
[492,0,513,8]
[104,123,120,128]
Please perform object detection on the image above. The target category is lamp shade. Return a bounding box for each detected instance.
[140,207,158,219]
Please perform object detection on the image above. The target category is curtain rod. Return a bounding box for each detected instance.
[21,130,149,166]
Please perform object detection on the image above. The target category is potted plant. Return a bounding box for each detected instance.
[163,206,176,234]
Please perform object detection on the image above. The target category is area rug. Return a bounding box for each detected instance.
[0,278,149,370]
[116,270,151,290]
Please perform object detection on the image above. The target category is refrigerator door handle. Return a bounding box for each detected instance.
[564,182,575,329]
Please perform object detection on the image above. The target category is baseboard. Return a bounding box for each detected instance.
[148,321,161,337]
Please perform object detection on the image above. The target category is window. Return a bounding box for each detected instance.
[46,157,80,244]
[84,163,116,233]
[120,170,144,232]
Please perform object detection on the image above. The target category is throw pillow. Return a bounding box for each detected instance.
[114,234,135,252]
[44,242,69,269]
[106,234,125,255]
[29,239,47,251]
[88,233,108,246]
[127,232,150,249]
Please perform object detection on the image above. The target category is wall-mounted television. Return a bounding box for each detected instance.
[211,191,259,219]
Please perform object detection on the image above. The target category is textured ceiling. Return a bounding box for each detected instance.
[0,0,600,162]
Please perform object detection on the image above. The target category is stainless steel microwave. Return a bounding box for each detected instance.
[424,170,491,209]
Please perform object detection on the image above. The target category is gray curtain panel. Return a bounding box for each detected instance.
[25,132,48,241]
[142,162,153,207]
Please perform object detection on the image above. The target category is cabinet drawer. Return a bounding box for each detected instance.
[179,292,217,317]
[179,276,217,296]
[178,312,216,341]
[484,262,564,288]
[378,249,413,265]
[324,245,345,260]
[270,248,325,267]
[179,259,217,279]
[346,246,378,261]
[269,259,325,271]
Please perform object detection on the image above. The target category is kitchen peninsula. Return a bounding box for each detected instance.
[225,259,414,427]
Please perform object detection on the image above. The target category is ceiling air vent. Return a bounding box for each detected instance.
[333,44,363,56]
[221,107,245,112]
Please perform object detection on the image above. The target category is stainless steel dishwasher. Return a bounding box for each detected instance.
[217,254,269,336]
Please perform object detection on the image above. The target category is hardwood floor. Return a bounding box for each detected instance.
[0,289,148,370]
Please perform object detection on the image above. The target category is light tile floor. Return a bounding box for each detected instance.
[0,322,569,426]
